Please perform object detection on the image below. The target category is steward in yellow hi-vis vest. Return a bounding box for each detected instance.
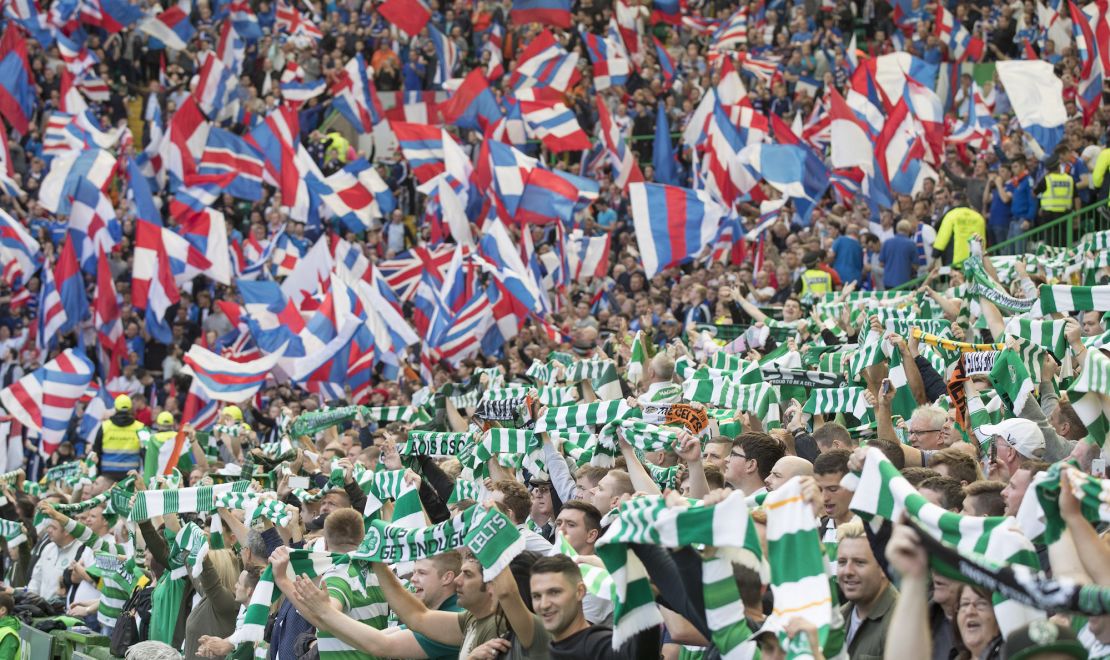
[93,395,146,479]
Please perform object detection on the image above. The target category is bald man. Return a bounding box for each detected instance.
[764,456,814,492]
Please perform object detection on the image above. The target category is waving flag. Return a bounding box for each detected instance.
[828,87,875,173]
[94,248,124,379]
[179,208,232,285]
[35,255,67,351]
[596,95,644,188]
[0,52,35,133]
[427,25,457,86]
[440,69,501,131]
[275,0,322,41]
[738,143,829,221]
[194,52,237,118]
[0,209,41,289]
[1071,0,1105,124]
[376,0,431,36]
[652,103,679,186]
[237,280,307,356]
[935,5,983,61]
[55,235,87,333]
[0,349,94,455]
[321,159,396,233]
[139,6,195,50]
[520,101,591,152]
[511,0,571,27]
[711,6,747,50]
[331,53,385,133]
[581,29,630,90]
[67,178,121,274]
[509,30,580,92]
[629,183,729,277]
[996,61,1067,157]
[199,128,264,201]
[516,168,590,225]
[183,344,285,402]
[392,122,447,183]
[653,36,676,87]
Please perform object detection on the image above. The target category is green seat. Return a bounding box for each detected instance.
[20,621,58,659]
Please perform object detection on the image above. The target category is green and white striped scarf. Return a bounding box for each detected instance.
[848,329,885,375]
[595,492,763,650]
[1016,463,1110,546]
[287,406,366,439]
[175,521,214,578]
[547,431,596,466]
[682,379,777,417]
[360,406,417,423]
[1065,348,1110,446]
[764,478,842,659]
[628,331,648,387]
[130,481,253,522]
[964,257,1036,313]
[214,492,293,527]
[235,550,357,643]
[447,479,481,505]
[525,360,556,386]
[845,448,1044,637]
[0,519,26,547]
[801,387,871,420]
[553,532,613,600]
[988,350,1035,415]
[401,431,472,457]
[1032,284,1110,316]
[535,386,579,407]
[1004,318,1069,358]
[618,421,680,454]
[532,401,632,433]
[566,359,623,400]
[448,389,483,410]
[476,429,537,462]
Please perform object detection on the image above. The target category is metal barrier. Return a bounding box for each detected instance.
[889,199,1110,291]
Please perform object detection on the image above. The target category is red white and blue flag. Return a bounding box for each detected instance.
[67,178,121,274]
[0,208,40,290]
[331,53,385,133]
[183,344,285,402]
[0,348,94,455]
[629,182,730,277]
[520,100,591,152]
[511,0,571,28]
[138,5,195,51]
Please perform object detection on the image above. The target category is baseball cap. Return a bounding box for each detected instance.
[221,405,243,421]
[1003,620,1086,660]
[979,418,1045,459]
[156,411,174,426]
[114,395,132,411]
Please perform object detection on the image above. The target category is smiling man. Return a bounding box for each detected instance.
[837,519,899,658]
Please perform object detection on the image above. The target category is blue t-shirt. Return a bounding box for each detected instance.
[831,235,863,284]
[880,236,919,288]
[1010,176,1035,220]
[988,189,1012,228]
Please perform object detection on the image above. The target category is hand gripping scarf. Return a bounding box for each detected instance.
[595,492,764,652]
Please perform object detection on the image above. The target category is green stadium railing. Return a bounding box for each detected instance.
[889,198,1110,292]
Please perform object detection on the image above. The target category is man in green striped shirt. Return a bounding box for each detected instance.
[272,509,391,660]
[40,503,137,635]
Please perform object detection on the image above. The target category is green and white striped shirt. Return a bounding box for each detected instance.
[64,519,136,629]
[317,564,390,660]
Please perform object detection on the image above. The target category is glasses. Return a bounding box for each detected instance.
[958,600,992,613]
[730,451,750,461]
[907,429,943,437]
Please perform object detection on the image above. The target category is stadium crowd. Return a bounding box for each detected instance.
[0,0,1108,658]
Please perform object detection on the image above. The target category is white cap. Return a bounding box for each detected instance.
[979,418,1045,459]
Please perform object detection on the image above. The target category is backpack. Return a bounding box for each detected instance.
[109,585,153,657]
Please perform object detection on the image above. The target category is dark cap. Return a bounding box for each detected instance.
[803,251,822,268]
[1003,620,1087,660]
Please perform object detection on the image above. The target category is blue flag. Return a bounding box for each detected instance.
[652,104,679,186]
